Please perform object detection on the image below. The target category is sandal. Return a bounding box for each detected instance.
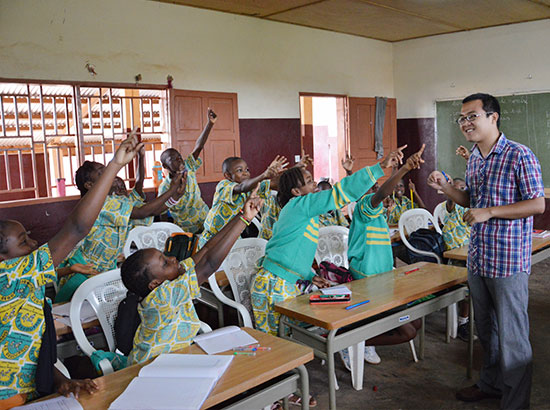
[288,394,317,407]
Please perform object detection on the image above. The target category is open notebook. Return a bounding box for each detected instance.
[193,326,258,355]
[109,354,232,410]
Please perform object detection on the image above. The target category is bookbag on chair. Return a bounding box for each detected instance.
[407,228,446,264]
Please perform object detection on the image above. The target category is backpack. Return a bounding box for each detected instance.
[164,232,197,261]
[114,292,141,356]
[406,228,446,264]
[318,261,354,284]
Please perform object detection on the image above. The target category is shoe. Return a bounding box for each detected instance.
[456,384,502,402]
[457,323,478,342]
[364,346,381,365]
[338,348,351,371]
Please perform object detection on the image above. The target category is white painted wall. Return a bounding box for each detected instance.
[0,0,393,119]
[393,20,550,118]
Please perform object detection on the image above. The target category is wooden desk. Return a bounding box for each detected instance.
[443,236,550,265]
[48,328,313,410]
[275,262,470,410]
[54,315,99,337]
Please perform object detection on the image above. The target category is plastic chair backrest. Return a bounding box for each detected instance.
[123,222,184,257]
[433,202,447,228]
[208,238,267,327]
[398,209,443,264]
[315,226,350,269]
[348,202,356,220]
[69,269,127,357]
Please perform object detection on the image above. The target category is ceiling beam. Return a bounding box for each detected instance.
[262,0,328,18]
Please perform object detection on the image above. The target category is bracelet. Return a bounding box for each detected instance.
[165,197,178,208]
[239,213,251,226]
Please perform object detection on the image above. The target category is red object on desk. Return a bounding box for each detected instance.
[405,268,419,275]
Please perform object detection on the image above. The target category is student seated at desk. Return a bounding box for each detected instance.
[55,152,186,303]
[441,177,473,342]
[340,145,426,370]
[120,191,262,365]
[0,134,143,409]
[198,154,287,248]
[158,108,217,234]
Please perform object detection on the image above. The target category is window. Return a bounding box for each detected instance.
[0,81,169,202]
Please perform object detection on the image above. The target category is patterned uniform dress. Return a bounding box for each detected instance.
[259,193,281,241]
[318,209,349,228]
[128,258,201,364]
[127,189,154,231]
[441,204,471,251]
[0,245,56,401]
[387,196,414,225]
[158,155,209,234]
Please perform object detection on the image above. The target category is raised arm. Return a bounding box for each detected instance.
[341,155,355,176]
[134,146,146,198]
[191,108,217,160]
[192,190,263,284]
[131,172,187,219]
[427,171,470,208]
[49,132,143,266]
[233,155,288,195]
[408,180,427,209]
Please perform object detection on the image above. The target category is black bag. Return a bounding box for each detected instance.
[164,232,197,261]
[407,228,446,264]
[114,292,141,356]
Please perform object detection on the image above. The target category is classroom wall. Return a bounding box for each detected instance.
[0,0,393,119]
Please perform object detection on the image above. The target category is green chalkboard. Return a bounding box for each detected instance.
[436,93,550,187]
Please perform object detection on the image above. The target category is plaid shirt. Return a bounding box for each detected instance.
[466,134,544,278]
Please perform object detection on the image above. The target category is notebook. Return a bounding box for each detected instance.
[12,394,82,410]
[109,354,232,410]
[193,326,258,355]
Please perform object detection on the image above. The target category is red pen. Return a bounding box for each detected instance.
[405,268,419,275]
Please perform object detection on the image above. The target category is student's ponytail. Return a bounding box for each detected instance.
[277,167,306,208]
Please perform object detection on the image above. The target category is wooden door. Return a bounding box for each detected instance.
[348,97,397,181]
[170,89,240,183]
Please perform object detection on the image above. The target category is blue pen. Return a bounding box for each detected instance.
[440,170,450,182]
[345,299,370,310]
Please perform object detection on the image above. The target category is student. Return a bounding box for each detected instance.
[0,134,142,408]
[198,155,287,248]
[428,93,544,409]
[440,177,472,342]
[387,178,426,225]
[341,146,425,369]
[317,155,355,228]
[55,155,186,303]
[158,108,217,234]
[120,191,263,364]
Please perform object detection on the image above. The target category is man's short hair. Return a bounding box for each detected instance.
[462,93,501,128]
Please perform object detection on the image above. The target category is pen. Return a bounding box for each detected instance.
[234,351,256,356]
[405,267,419,275]
[441,170,450,182]
[410,188,414,209]
[345,299,370,310]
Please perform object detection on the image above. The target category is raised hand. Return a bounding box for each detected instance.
[207,107,217,124]
[383,196,395,210]
[243,186,263,221]
[113,127,144,167]
[341,155,355,175]
[427,170,450,191]
[297,150,313,169]
[405,144,425,170]
[456,145,470,161]
[381,145,407,169]
[169,171,187,199]
[265,155,289,179]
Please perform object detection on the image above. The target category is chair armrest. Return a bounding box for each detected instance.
[208,273,254,328]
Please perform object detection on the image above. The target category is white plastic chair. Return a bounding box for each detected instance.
[123,222,184,258]
[315,226,350,269]
[70,268,212,375]
[398,208,443,264]
[433,201,447,229]
[208,238,267,327]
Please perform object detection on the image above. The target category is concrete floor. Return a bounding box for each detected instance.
[303,258,550,410]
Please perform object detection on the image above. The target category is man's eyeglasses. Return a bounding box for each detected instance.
[456,112,494,125]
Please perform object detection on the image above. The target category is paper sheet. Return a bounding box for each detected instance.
[321,285,352,296]
[12,394,82,410]
[53,301,97,327]
[194,326,258,355]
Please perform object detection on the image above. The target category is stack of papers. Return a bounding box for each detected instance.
[533,229,550,238]
[52,301,97,327]
[194,326,258,355]
[321,285,352,296]
[12,394,82,409]
[109,354,233,410]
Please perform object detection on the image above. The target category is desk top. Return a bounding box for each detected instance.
[274,262,467,330]
[51,328,313,410]
[443,236,550,261]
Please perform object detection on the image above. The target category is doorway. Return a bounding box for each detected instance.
[299,94,348,183]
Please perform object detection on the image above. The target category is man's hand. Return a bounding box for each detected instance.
[380,145,407,169]
[427,171,450,191]
[264,155,289,179]
[463,208,492,225]
[341,155,355,175]
[312,276,331,289]
[456,145,470,161]
[113,127,143,167]
[207,107,217,124]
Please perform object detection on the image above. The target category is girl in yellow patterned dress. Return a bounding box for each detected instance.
[0,134,143,408]
[120,190,263,364]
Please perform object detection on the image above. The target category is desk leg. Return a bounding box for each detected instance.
[326,329,337,410]
[296,364,310,410]
[467,294,474,379]
[419,316,425,360]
